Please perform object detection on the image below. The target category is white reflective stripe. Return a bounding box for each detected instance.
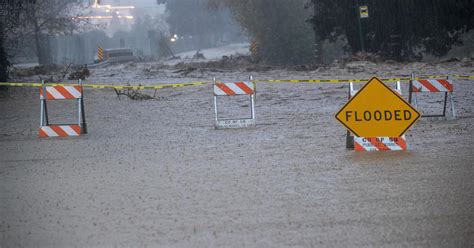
[352,87,399,96]
[214,82,254,95]
[428,80,449,92]
[413,81,428,91]
[388,138,404,150]
[46,87,65,99]
[243,82,254,90]
[41,126,58,137]
[61,125,80,136]
[358,141,378,151]
[214,85,227,95]
[393,136,406,151]
[64,86,82,98]
[354,137,375,151]
[390,145,403,151]
[226,83,245,95]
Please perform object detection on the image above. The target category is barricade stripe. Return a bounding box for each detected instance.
[39,128,49,138]
[369,138,390,151]
[41,126,58,137]
[412,87,420,92]
[226,83,245,94]
[62,125,80,136]
[413,80,429,91]
[48,87,66,99]
[68,86,82,97]
[436,79,453,92]
[50,126,68,137]
[55,86,75,99]
[40,125,81,137]
[428,80,449,92]
[354,137,406,151]
[72,125,81,134]
[216,83,236,95]
[46,90,55,100]
[394,138,407,150]
[418,80,439,92]
[354,141,365,151]
[412,81,421,91]
[214,85,226,95]
[234,82,254,94]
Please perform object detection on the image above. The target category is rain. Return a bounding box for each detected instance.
[0,0,473,247]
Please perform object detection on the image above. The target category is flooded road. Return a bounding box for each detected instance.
[1,65,473,247]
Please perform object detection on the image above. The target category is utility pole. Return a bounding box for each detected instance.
[313,1,323,63]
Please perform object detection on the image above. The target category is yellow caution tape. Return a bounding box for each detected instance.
[0,82,44,87]
[0,81,210,89]
[253,77,412,83]
[413,75,474,80]
[452,74,474,79]
[83,81,209,90]
[419,74,450,79]
[0,74,472,89]
[253,75,473,83]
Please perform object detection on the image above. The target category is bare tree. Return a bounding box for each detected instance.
[0,0,31,87]
[10,0,87,65]
[208,0,315,65]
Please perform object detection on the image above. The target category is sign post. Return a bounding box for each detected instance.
[335,77,420,140]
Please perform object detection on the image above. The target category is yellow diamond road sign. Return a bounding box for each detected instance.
[335,77,421,137]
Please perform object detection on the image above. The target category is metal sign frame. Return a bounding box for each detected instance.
[345,81,407,150]
[408,74,456,118]
[336,77,420,138]
[40,79,87,135]
[213,76,256,129]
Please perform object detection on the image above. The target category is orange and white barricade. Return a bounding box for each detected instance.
[213,76,256,129]
[39,80,87,137]
[354,136,407,151]
[409,74,455,118]
[346,81,407,151]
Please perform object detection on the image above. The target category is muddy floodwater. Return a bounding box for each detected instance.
[1,60,473,247]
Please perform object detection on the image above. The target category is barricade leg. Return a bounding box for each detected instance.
[250,75,256,121]
[40,80,50,126]
[408,83,418,108]
[78,80,87,133]
[346,131,354,149]
[213,77,219,126]
[442,92,448,117]
[81,98,87,133]
[345,82,355,149]
[449,92,456,118]
[40,97,45,127]
[408,74,417,107]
